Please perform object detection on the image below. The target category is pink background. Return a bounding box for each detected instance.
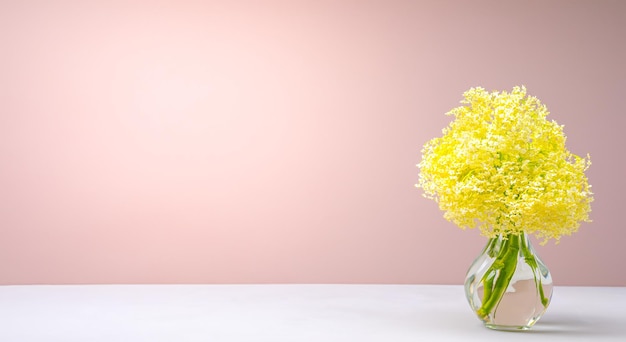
[1,0,624,286]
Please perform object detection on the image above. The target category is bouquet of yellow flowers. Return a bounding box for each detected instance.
[418,86,592,243]
[417,86,593,330]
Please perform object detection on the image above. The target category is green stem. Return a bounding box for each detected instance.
[482,269,496,303]
[480,237,499,301]
[520,234,550,307]
[485,237,499,258]
[476,234,520,319]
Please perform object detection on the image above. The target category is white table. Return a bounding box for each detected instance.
[1,284,624,341]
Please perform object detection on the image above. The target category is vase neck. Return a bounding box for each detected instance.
[493,232,529,242]
[485,232,532,257]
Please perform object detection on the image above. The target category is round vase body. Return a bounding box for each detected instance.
[464,233,553,330]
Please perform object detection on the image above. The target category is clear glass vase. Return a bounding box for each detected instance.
[464,232,553,330]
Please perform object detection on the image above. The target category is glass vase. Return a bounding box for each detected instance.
[464,232,553,330]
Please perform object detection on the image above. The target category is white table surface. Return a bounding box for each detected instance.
[1,284,625,341]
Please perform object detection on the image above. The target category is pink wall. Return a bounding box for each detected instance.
[1,0,624,286]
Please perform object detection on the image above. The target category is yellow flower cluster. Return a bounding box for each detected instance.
[417,86,593,243]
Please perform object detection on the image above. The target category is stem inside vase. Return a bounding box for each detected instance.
[465,232,553,330]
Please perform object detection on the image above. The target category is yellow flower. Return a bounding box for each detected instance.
[417,86,593,243]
